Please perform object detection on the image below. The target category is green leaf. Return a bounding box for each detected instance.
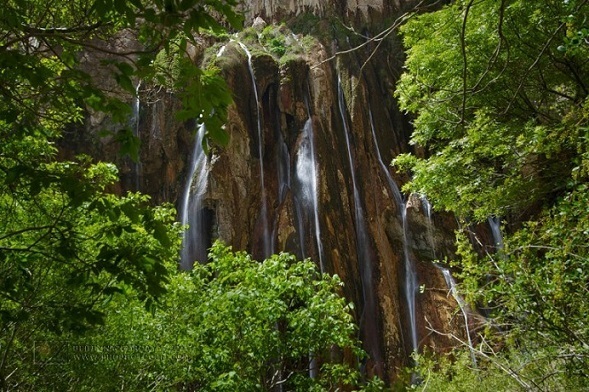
[205,123,229,147]
[115,128,141,161]
[115,72,136,94]
[153,221,171,247]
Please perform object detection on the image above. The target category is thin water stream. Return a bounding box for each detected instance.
[238,41,272,258]
[130,82,142,191]
[337,76,381,365]
[488,216,504,251]
[179,124,210,269]
[295,113,324,271]
[439,266,477,366]
[368,109,418,354]
[401,205,419,354]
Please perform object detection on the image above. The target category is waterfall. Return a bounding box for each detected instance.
[129,81,142,191]
[216,44,227,58]
[239,41,273,259]
[368,109,418,354]
[179,123,210,270]
[439,266,477,366]
[298,92,325,379]
[402,205,419,354]
[422,197,474,365]
[294,117,324,272]
[308,118,324,273]
[337,76,381,365]
[294,116,322,380]
[421,195,436,260]
[488,216,504,251]
[368,110,403,208]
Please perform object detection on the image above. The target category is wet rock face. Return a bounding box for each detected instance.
[182,35,464,380]
[71,2,470,384]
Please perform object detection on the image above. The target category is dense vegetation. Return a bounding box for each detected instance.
[23,242,375,391]
[4,0,588,390]
[395,0,589,390]
[0,0,376,390]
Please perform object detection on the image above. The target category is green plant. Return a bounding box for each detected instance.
[32,242,383,391]
[0,0,241,388]
[394,0,589,388]
[259,25,288,58]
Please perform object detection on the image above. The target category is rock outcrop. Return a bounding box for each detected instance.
[69,0,474,384]
[175,20,467,380]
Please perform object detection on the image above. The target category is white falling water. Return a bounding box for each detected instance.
[131,81,142,191]
[421,195,436,260]
[422,196,432,220]
[300,96,324,379]
[368,109,418,354]
[239,41,272,258]
[488,216,504,251]
[439,266,477,366]
[368,110,403,207]
[216,44,227,58]
[179,123,209,270]
[132,82,141,132]
[402,205,419,354]
[423,197,475,365]
[337,76,380,364]
[295,117,324,272]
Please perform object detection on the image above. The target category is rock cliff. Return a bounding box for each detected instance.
[70,0,474,383]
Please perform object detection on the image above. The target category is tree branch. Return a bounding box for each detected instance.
[459,0,475,127]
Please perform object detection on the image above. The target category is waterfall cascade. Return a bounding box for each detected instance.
[179,123,210,269]
[422,195,436,260]
[368,110,403,208]
[337,76,382,367]
[294,116,324,271]
[238,41,273,259]
[129,82,142,191]
[401,205,419,354]
[294,112,324,379]
[304,93,324,271]
[76,6,472,383]
[116,30,469,383]
[439,266,477,366]
[369,109,419,354]
[488,216,504,251]
[424,197,477,365]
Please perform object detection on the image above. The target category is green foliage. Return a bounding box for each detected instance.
[235,24,320,64]
[0,0,242,155]
[455,186,589,368]
[409,350,516,392]
[0,93,183,383]
[395,0,589,388]
[0,145,184,388]
[0,0,242,388]
[394,0,589,220]
[260,24,288,57]
[152,40,233,148]
[410,344,588,391]
[26,242,378,391]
